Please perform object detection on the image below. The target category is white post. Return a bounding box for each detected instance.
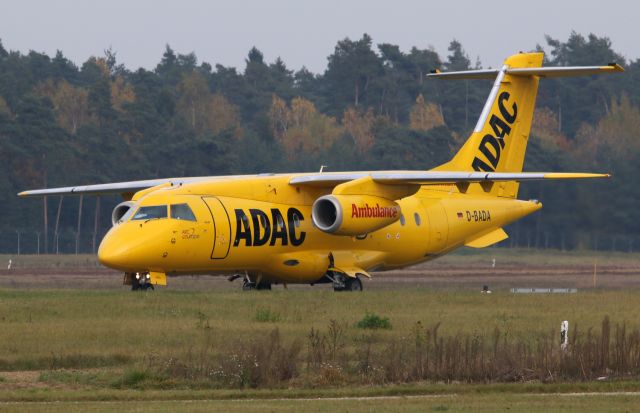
[560,320,569,351]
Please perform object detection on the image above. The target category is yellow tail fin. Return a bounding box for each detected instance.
[430,52,622,198]
[435,52,544,197]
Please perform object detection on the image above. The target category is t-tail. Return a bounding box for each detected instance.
[429,52,623,198]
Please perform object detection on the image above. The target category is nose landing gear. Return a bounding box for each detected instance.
[124,272,155,291]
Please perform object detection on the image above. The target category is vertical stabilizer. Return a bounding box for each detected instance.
[434,53,543,198]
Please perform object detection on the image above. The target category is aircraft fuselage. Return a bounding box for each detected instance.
[98,174,540,284]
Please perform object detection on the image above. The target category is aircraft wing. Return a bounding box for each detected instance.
[18,171,609,197]
[289,171,610,187]
[18,179,171,197]
[17,177,217,197]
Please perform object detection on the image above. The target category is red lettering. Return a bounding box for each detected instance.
[349,203,400,219]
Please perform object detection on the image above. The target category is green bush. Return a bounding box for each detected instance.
[120,369,148,387]
[356,312,391,330]
[255,307,281,323]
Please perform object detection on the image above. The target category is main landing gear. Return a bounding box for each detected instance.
[233,273,272,291]
[242,279,272,291]
[229,271,363,292]
[328,272,363,292]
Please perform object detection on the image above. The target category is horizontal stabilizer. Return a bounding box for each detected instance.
[465,228,508,248]
[427,64,624,80]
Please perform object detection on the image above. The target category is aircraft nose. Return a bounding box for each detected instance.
[98,229,134,270]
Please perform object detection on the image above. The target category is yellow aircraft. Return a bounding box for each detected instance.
[19,52,623,291]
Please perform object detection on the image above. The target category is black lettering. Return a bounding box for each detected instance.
[466,211,471,221]
[287,208,306,247]
[489,114,511,143]
[478,134,501,169]
[250,209,271,247]
[269,208,288,246]
[233,209,252,247]
[472,157,494,172]
[498,91,517,123]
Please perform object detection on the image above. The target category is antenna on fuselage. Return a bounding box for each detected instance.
[319,165,328,173]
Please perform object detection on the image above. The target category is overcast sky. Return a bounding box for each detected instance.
[0,0,637,73]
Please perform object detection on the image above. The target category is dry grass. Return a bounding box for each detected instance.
[0,248,638,397]
[0,287,638,388]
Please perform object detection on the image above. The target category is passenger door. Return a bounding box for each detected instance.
[203,197,232,259]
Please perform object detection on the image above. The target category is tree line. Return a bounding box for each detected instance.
[0,32,638,254]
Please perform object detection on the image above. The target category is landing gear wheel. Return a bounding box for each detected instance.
[256,282,272,291]
[345,277,363,291]
[332,273,363,292]
[242,280,272,291]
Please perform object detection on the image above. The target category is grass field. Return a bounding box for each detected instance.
[0,249,638,411]
[1,391,639,412]
[0,288,638,370]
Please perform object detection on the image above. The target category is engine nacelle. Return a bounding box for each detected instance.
[111,201,136,226]
[312,194,400,236]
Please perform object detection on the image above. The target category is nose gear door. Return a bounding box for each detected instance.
[203,197,232,259]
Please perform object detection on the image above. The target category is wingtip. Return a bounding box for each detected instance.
[608,63,625,72]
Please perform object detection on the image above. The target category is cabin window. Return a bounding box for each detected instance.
[132,205,168,221]
[170,203,197,221]
[399,214,406,226]
[414,213,421,226]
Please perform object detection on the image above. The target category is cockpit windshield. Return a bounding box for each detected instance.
[118,205,137,223]
[170,203,197,221]
[132,205,168,221]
